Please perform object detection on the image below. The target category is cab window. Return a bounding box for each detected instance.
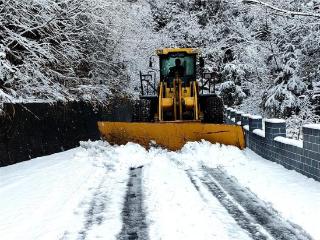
[160,53,195,78]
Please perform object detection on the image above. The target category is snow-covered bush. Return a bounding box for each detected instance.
[262,82,300,117]
[221,63,247,85]
[220,81,246,106]
[286,94,320,139]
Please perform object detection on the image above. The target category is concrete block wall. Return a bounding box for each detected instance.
[225,107,320,181]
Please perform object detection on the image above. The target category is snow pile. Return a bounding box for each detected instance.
[168,141,247,171]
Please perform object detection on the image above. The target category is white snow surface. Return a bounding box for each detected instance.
[253,129,266,138]
[0,141,320,239]
[303,124,320,130]
[143,148,251,240]
[274,136,303,148]
[265,119,286,124]
[249,115,263,119]
[236,111,244,114]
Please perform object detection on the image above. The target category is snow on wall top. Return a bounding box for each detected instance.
[249,115,262,120]
[265,119,286,124]
[253,129,265,138]
[303,124,320,130]
[274,136,303,148]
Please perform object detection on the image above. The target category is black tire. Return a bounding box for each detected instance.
[132,99,153,122]
[204,95,224,123]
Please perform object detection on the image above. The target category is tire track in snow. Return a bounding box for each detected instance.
[202,166,313,240]
[117,166,148,240]
[187,170,271,240]
[77,176,109,240]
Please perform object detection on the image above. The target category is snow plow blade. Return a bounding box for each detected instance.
[97,122,246,150]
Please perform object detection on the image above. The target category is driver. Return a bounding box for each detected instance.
[169,59,185,77]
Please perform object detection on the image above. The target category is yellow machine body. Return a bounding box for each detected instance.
[158,80,200,121]
[98,48,246,150]
[98,122,245,150]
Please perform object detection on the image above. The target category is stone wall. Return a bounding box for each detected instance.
[225,107,320,181]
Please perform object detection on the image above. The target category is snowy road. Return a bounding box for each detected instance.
[0,141,319,240]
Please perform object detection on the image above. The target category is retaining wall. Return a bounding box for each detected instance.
[0,100,133,167]
[225,107,320,181]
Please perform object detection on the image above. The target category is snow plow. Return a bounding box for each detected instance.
[98,48,245,150]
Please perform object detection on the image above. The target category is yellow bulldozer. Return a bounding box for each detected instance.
[98,48,245,150]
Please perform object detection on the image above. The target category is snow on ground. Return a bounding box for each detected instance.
[0,140,319,239]
[227,149,320,240]
[172,141,320,239]
[0,141,148,240]
[143,148,251,240]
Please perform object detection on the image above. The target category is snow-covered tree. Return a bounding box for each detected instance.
[262,44,306,117]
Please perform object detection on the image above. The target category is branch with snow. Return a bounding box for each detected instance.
[242,0,320,18]
[0,0,135,104]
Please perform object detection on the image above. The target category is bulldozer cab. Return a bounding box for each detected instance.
[153,48,200,121]
[159,52,196,86]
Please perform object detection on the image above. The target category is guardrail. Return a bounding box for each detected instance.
[224,107,320,181]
